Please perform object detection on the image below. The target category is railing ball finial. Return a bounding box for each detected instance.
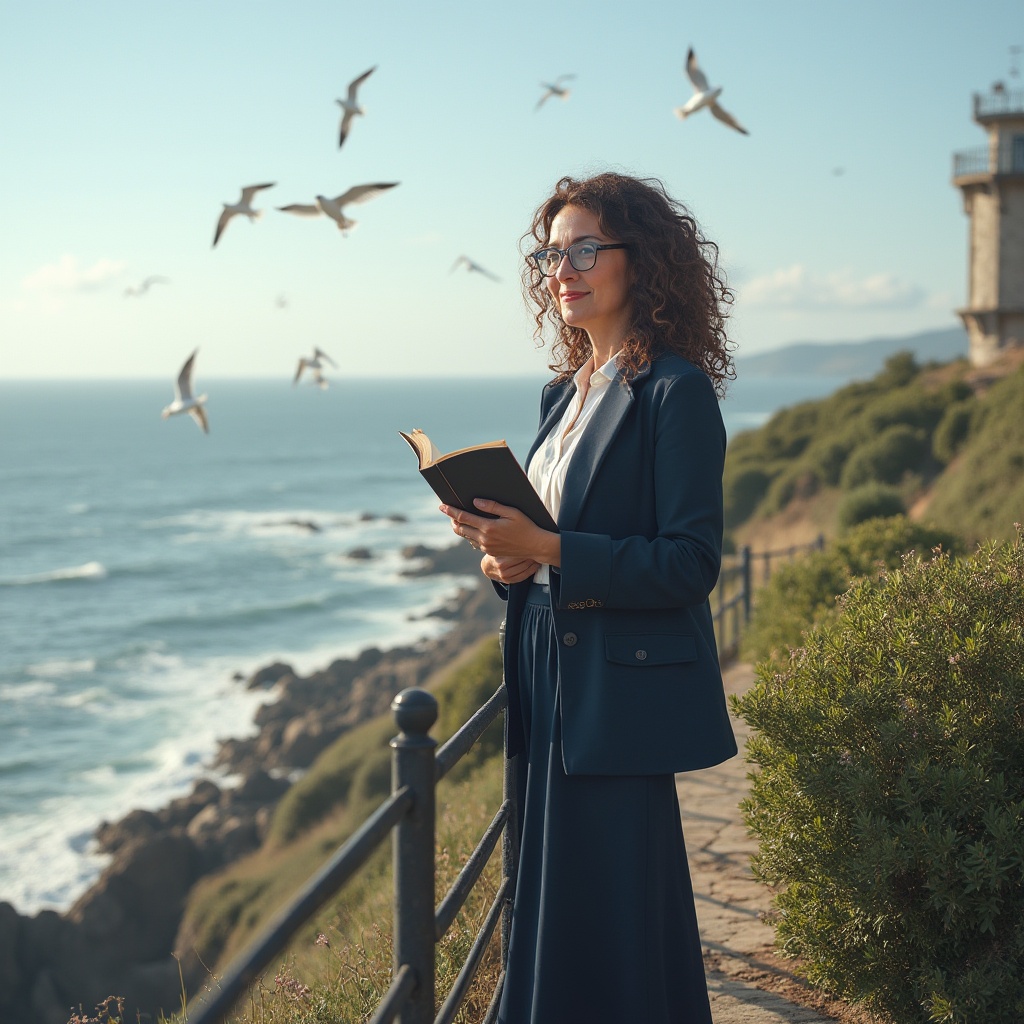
[391,687,438,737]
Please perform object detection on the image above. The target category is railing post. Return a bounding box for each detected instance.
[391,688,438,1024]
[741,546,752,623]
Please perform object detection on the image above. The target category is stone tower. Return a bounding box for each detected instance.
[953,86,1024,366]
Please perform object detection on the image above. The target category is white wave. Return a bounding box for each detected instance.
[66,502,91,515]
[0,561,107,586]
[0,680,58,702]
[27,658,97,680]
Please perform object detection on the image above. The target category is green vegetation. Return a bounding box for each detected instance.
[176,636,507,1023]
[925,366,1024,543]
[723,352,1024,545]
[741,516,962,665]
[734,535,1024,1023]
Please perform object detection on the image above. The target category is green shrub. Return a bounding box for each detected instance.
[741,516,961,664]
[836,484,906,529]
[932,400,975,465]
[926,366,1024,544]
[875,350,920,388]
[802,437,855,486]
[734,536,1024,1023]
[840,424,930,489]
[724,466,772,528]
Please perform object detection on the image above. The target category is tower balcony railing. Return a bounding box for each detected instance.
[953,142,1024,179]
[974,90,1024,119]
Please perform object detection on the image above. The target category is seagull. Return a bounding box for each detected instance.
[294,347,336,389]
[123,275,169,297]
[213,182,276,247]
[675,48,748,136]
[277,182,399,235]
[161,350,209,433]
[451,255,501,282]
[536,74,575,111]
[336,66,376,148]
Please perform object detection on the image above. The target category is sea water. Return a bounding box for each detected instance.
[0,372,845,913]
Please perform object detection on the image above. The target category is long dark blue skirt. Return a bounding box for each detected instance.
[497,584,713,1024]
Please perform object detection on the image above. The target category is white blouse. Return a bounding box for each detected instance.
[527,354,621,584]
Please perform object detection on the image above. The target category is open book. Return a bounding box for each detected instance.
[399,429,558,532]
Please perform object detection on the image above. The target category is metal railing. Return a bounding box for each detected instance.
[186,678,518,1024]
[712,535,825,660]
[953,141,1024,179]
[185,536,825,1024]
[974,89,1024,118]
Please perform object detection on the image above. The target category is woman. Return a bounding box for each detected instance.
[440,172,737,1023]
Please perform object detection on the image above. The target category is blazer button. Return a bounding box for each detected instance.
[562,632,578,647]
[635,649,648,661]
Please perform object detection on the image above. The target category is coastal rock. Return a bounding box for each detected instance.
[247,661,294,690]
[400,540,481,577]
[95,808,162,855]
[347,546,374,560]
[67,833,200,964]
[279,716,344,767]
[0,902,20,995]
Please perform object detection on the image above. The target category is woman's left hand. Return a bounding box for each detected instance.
[440,499,560,567]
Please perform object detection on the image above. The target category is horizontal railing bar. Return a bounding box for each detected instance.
[435,685,507,782]
[186,785,414,1024]
[367,963,418,1024]
[435,801,510,941]
[757,541,820,559]
[481,968,506,1024]
[712,593,745,619]
[434,876,511,1024]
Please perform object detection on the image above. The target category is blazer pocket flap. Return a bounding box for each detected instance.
[604,633,697,666]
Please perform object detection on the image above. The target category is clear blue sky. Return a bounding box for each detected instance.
[1,0,1019,379]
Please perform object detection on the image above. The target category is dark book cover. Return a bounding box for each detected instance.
[400,431,558,532]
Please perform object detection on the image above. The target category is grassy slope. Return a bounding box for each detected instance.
[725,351,1024,549]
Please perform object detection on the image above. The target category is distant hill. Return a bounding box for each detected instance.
[737,326,968,378]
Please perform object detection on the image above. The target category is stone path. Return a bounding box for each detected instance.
[677,662,866,1024]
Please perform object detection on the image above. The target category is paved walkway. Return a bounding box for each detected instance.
[677,662,863,1024]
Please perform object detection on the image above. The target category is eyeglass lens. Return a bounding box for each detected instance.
[535,241,600,276]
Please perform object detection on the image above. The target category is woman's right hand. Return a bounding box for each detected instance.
[481,553,540,585]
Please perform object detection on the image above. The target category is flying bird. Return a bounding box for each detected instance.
[675,48,748,135]
[536,74,575,111]
[213,182,276,247]
[451,255,501,282]
[277,182,399,235]
[294,347,336,389]
[161,350,209,433]
[123,275,169,297]
[336,66,376,148]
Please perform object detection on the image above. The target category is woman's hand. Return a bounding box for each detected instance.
[480,554,541,585]
[440,498,560,568]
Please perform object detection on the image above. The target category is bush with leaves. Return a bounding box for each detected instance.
[931,399,975,465]
[741,516,961,664]
[836,482,906,529]
[734,535,1024,1023]
[840,424,930,489]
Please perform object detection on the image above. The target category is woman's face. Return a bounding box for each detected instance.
[545,205,631,344]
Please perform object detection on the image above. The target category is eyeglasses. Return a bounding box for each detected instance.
[529,241,629,277]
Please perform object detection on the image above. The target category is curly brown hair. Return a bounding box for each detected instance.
[522,172,735,396]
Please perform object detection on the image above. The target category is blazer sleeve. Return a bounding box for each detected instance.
[557,370,725,609]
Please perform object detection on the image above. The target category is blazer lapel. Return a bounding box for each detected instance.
[526,379,575,467]
[557,365,649,530]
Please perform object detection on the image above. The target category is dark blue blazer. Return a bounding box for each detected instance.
[498,353,737,776]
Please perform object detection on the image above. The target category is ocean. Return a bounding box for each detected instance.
[0,372,846,914]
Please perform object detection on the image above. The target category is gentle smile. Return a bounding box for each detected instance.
[560,291,587,302]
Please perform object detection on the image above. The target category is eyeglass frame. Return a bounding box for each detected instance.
[529,241,629,277]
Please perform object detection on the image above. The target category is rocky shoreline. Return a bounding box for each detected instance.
[0,542,503,1024]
